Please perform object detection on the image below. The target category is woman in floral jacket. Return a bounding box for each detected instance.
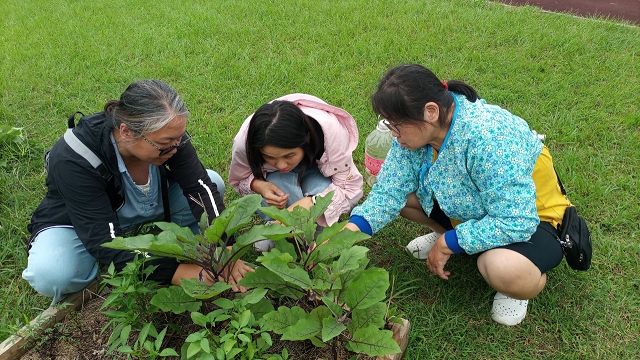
[348,64,571,326]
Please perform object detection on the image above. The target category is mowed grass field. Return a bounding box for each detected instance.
[1,0,638,358]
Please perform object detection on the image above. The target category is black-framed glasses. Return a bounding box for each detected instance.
[142,131,192,156]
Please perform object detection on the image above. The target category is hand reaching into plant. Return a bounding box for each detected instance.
[219,259,254,292]
[172,260,253,293]
[251,179,288,208]
[287,195,314,211]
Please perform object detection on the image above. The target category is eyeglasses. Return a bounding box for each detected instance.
[142,131,192,156]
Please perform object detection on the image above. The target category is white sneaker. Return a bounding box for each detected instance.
[405,232,440,260]
[491,292,528,326]
[253,239,275,252]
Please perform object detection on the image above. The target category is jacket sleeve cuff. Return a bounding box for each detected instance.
[444,230,465,254]
[348,215,372,236]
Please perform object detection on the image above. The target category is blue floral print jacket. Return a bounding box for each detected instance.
[351,93,543,254]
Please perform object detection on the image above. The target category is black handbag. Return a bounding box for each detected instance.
[555,170,592,271]
[558,206,592,270]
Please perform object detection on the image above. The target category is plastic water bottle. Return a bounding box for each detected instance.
[364,119,393,186]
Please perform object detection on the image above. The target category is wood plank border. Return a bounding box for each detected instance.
[0,281,98,360]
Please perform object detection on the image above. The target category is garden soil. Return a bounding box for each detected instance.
[21,296,374,360]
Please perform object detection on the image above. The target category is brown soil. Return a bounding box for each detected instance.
[20,296,376,360]
[22,299,126,360]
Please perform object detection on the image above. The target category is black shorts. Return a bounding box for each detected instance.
[429,201,564,273]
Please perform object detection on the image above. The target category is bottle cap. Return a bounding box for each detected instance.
[377,119,391,132]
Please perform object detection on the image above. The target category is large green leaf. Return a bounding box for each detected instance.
[259,249,313,289]
[280,305,333,342]
[348,302,387,333]
[321,317,347,342]
[233,223,296,248]
[261,306,306,334]
[179,278,232,299]
[154,222,196,243]
[340,268,389,310]
[310,224,370,264]
[102,234,154,251]
[321,296,344,317]
[150,286,202,314]
[204,210,233,245]
[239,288,268,305]
[102,234,191,261]
[273,238,298,259]
[308,192,333,223]
[346,326,400,356]
[224,194,263,234]
[281,315,321,341]
[309,306,332,322]
[258,206,299,226]
[238,267,287,289]
[202,195,262,245]
[238,267,304,299]
[246,297,275,321]
[332,246,369,275]
[153,230,187,257]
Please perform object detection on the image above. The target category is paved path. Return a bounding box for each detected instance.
[499,0,640,25]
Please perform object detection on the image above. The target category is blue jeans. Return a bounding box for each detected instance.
[265,166,332,208]
[22,169,225,304]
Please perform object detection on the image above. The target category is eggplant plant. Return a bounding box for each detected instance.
[240,193,402,357]
[103,194,294,300]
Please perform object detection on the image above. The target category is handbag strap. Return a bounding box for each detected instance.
[555,169,566,195]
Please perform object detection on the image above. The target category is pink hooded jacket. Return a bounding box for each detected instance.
[229,93,363,226]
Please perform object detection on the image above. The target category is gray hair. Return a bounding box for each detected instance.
[104,79,189,136]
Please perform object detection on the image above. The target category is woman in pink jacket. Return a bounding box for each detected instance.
[229,94,363,248]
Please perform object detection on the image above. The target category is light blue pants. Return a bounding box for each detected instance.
[265,166,332,208]
[22,170,224,304]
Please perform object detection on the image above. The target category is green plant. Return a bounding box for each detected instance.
[116,322,179,359]
[100,254,169,357]
[0,126,24,168]
[102,194,297,357]
[181,288,277,360]
[0,126,23,144]
[103,194,294,300]
[240,193,402,357]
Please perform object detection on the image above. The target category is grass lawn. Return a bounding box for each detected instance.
[1,0,639,358]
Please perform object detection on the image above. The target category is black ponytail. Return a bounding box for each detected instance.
[446,80,478,102]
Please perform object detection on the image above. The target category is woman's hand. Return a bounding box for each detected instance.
[344,223,360,232]
[288,196,314,211]
[426,235,454,280]
[220,259,254,293]
[251,179,288,208]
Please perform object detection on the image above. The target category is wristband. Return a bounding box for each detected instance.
[311,195,317,205]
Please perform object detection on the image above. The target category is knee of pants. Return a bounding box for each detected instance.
[22,228,98,300]
[206,169,225,198]
[23,261,80,298]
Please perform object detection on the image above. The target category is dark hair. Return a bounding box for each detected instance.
[103,79,188,136]
[245,100,324,181]
[372,64,478,126]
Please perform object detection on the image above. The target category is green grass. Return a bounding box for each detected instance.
[1,0,639,358]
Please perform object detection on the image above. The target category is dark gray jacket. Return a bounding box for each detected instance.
[28,112,224,283]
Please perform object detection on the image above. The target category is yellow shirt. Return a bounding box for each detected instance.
[532,145,571,228]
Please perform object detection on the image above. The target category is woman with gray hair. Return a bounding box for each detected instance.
[24,80,251,303]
